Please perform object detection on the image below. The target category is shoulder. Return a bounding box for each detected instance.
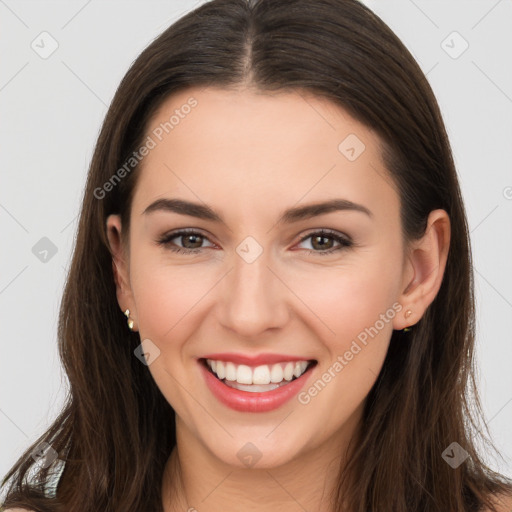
[3,509,37,512]
[481,491,512,512]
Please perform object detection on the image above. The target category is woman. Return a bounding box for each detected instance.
[2,0,511,510]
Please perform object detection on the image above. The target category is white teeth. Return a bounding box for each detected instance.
[270,364,284,383]
[253,365,271,385]
[283,362,294,381]
[236,364,252,384]
[215,361,225,379]
[225,362,237,381]
[224,381,285,392]
[205,358,312,386]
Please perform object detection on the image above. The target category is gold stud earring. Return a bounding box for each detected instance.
[403,309,412,332]
[124,309,134,331]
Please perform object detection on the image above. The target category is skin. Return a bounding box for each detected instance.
[106,86,451,512]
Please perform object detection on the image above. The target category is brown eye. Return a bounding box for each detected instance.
[157,230,215,254]
[296,230,352,255]
[310,234,335,250]
[179,233,204,249]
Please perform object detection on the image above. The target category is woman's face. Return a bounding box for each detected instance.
[108,86,417,469]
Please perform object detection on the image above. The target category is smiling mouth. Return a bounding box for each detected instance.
[200,358,317,393]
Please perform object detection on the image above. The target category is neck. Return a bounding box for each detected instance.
[162,409,362,512]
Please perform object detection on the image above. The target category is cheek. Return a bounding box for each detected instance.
[129,254,216,412]
[288,256,402,351]
[130,251,217,344]
[293,263,400,427]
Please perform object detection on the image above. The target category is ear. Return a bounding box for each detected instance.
[106,214,138,331]
[393,209,451,330]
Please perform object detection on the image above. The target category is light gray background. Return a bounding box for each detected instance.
[1,0,511,484]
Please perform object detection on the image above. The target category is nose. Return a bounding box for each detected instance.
[217,243,290,338]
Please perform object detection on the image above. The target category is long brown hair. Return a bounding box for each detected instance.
[2,0,511,510]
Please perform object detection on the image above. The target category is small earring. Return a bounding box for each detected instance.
[403,309,412,332]
[124,309,134,331]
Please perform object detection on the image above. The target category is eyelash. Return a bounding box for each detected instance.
[156,228,353,256]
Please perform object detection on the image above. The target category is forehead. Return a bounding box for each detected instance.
[131,86,398,223]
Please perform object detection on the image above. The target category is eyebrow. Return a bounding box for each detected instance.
[142,197,373,224]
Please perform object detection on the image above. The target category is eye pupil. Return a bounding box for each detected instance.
[183,234,203,248]
[311,235,333,250]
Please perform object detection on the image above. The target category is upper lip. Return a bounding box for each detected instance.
[200,352,316,366]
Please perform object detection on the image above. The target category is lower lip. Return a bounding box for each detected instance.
[199,359,316,413]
